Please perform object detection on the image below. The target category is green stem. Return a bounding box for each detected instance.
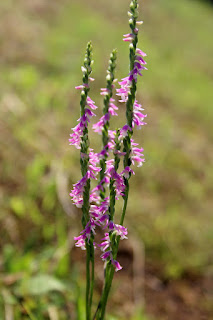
[99,265,114,320]
[95,235,120,320]
[96,179,129,320]
[94,2,141,319]
[94,263,113,320]
[120,179,129,226]
[86,244,91,320]
[79,42,93,320]
[99,50,117,200]
[89,237,95,314]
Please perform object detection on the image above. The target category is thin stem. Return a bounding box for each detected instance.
[120,179,129,226]
[99,50,117,200]
[89,237,95,314]
[94,51,118,318]
[95,235,120,320]
[86,244,91,320]
[99,265,114,320]
[79,42,93,320]
[95,2,139,319]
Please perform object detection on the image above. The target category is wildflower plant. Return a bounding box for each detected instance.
[69,0,147,319]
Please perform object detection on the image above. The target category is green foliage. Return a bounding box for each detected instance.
[17,274,66,296]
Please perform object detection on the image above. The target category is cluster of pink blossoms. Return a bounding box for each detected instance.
[69,27,147,273]
[69,95,97,149]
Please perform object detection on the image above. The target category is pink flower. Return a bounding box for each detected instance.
[130,139,145,167]
[132,100,147,128]
[70,173,89,208]
[88,151,101,179]
[100,88,110,96]
[87,96,98,110]
[114,224,128,240]
[75,83,89,90]
[123,33,135,42]
[122,166,135,179]
[108,100,118,116]
[101,250,111,261]
[136,48,147,57]
[74,235,86,250]
[93,113,110,134]
[120,124,132,138]
[112,259,122,272]
[99,233,110,252]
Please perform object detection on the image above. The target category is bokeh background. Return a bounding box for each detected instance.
[0,0,213,319]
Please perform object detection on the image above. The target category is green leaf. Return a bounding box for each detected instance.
[10,197,25,217]
[17,274,66,296]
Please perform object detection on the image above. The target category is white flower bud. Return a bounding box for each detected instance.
[81,66,87,73]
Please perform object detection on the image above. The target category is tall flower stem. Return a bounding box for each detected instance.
[94,235,119,320]
[94,2,140,319]
[93,53,118,320]
[99,50,117,200]
[79,42,94,320]
[109,130,121,221]
[94,132,121,320]
[122,0,139,235]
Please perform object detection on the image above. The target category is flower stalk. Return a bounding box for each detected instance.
[69,1,147,319]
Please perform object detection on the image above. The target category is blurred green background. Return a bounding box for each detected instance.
[0,0,212,319]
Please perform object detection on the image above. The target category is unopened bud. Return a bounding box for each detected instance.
[129,18,133,25]
[129,43,134,50]
[130,2,135,11]
[81,66,87,73]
